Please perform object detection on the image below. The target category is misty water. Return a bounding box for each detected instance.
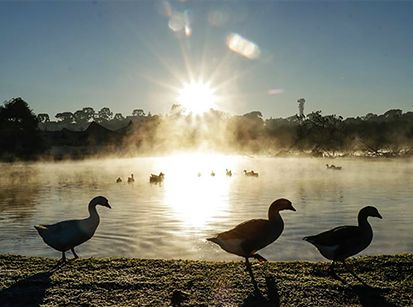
[0,155,412,261]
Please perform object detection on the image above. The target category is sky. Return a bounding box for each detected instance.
[1,0,412,119]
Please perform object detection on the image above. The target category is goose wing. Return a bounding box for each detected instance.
[218,219,278,254]
[35,219,92,251]
[305,225,361,247]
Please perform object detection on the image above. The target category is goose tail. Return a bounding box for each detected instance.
[206,237,219,244]
[303,236,316,243]
[34,225,48,234]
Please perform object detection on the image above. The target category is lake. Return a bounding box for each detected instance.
[0,155,412,261]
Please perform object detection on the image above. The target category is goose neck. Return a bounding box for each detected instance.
[269,210,282,224]
[88,202,100,220]
[358,213,371,229]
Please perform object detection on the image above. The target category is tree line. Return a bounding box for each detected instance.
[38,107,148,124]
[1,97,412,160]
[37,106,149,131]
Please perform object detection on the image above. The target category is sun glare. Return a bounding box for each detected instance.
[156,153,239,228]
[177,81,217,114]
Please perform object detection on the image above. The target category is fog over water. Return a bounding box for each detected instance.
[0,155,411,261]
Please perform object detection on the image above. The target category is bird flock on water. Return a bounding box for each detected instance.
[34,164,382,297]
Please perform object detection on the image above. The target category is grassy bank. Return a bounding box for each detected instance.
[0,254,411,306]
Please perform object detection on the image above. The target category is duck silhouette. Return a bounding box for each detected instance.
[244,170,259,177]
[150,172,165,183]
[207,198,295,293]
[304,206,382,272]
[34,196,111,262]
[127,174,134,183]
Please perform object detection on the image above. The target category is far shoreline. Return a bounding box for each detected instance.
[1,150,412,164]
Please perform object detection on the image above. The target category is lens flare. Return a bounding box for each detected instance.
[226,33,260,60]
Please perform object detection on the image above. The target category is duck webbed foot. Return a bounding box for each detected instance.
[71,248,79,259]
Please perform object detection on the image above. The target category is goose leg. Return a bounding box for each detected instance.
[60,251,66,263]
[71,248,79,259]
[245,257,261,296]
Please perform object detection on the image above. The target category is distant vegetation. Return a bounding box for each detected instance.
[0,98,45,160]
[1,97,413,160]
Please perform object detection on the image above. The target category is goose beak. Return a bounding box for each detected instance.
[105,203,112,209]
[377,212,382,219]
[290,205,296,211]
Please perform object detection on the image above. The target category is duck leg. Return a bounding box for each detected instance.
[71,248,79,259]
[245,257,261,296]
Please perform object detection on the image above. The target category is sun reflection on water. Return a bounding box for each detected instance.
[158,153,239,228]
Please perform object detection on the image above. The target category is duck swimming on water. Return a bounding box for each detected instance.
[150,172,165,184]
[244,170,259,177]
[34,196,111,262]
[303,206,382,272]
[326,164,342,170]
[207,198,295,293]
[128,174,134,183]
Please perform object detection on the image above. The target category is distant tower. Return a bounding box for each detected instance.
[297,98,305,121]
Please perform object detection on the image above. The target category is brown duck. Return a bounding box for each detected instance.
[303,206,382,271]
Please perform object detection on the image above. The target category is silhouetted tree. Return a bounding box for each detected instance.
[74,110,88,124]
[0,97,44,157]
[97,107,113,122]
[170,104,185,116]
[113,113,125,121]
[82,107,95,121]
[132,109,145,117]
[37,113,50,123]
[384,109,402,120]
[55,112,74,124]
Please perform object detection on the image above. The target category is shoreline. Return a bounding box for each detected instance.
[1,254,411,306]
[1,152,412,164]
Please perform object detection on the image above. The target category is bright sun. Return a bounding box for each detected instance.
[177,81,216,114]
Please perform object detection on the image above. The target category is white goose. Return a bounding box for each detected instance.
[34,196,111,262]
